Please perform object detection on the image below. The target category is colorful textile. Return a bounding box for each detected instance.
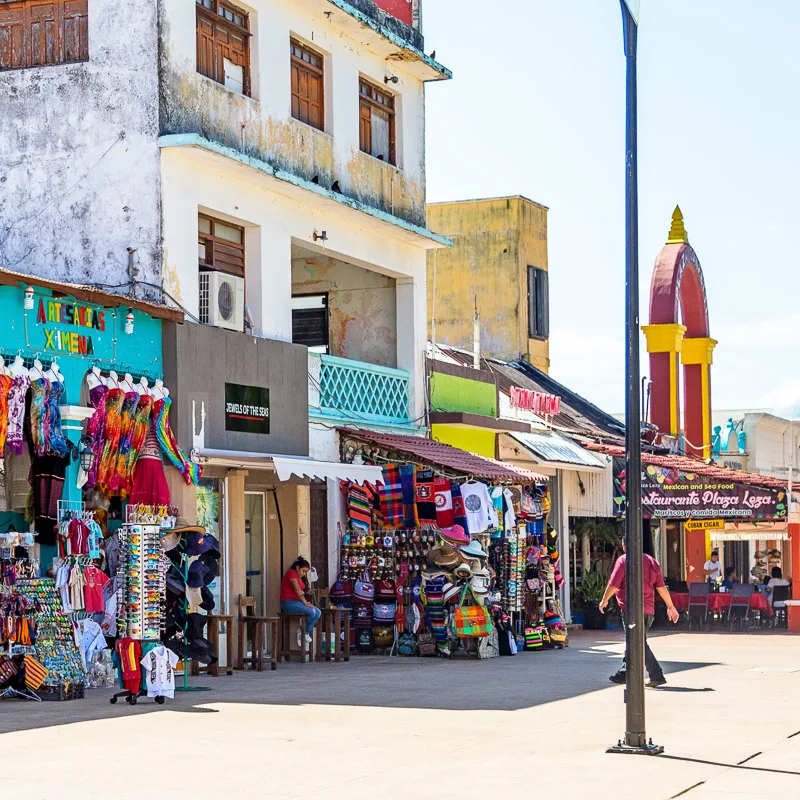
[84,383,108,488]
[450,483,469,531]
[46,380,69,458]
[109,392,139,493]
[5,373,30,456]
[344,482,373,530]
[23,654,48,689]
[433,478,454,528]
[379,465,404,525]
[29,378,51,456]
[122,394,153,497]
[0,374,12,456]
[129,425,171,507]
[399,465,418,529]
[153,397,202,485]
[415,468,437,526]
[96,388,125,493]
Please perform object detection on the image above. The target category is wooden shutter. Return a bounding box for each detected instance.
[359,100,372,155]
[196,1,250,95]
[196,12,215,81]
[291,39,324,131]
[0,0,88,71]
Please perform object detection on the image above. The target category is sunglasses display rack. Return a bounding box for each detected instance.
[11,578,86,699]
[117,524,166,641]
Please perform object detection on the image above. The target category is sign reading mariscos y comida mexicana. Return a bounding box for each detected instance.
[613,459,787,521]
[224,382,270,434]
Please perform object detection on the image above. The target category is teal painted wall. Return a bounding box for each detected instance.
[430,370,497,416]
[0,285,164,405]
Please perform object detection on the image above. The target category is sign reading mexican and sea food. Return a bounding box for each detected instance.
[613,458,787,521]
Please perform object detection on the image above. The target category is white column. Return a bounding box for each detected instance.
[257,221,292,342]
[395,274,426,425]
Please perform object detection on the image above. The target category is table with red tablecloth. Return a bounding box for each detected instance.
[669,591,773,616]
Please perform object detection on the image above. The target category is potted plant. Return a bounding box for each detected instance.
[578,566,609,630]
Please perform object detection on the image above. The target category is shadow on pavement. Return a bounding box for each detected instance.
[659,754,800,777]
[655,686,715,693]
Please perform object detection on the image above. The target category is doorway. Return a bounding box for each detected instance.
[244,492,268,615]
[310,482,329,589]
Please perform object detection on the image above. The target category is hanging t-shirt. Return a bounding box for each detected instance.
[433,478,454,528]
[460,482,497,534]
[502,489,517,531]
[140,645,179,699]
[77,618,107,669]
[55,563,72,612]
[117,638,142,694]
[87,520,103,559]
[83,565,110,613]
[68,564,85,611]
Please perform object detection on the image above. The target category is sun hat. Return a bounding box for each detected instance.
[440,524,470,546]
[453,561,473,579]
[459,540,488,559]
[432,544,461,568]
[185,530,220,557]
[443,583,461,602]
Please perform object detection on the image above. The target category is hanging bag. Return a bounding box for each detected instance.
[455,585,493,638]
[354,570,375,602]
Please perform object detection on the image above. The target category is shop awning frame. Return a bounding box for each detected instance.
[504,431,608,472]
[193,449,383,485]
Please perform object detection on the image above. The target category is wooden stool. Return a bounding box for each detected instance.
[191,614,234,677]
[317,608,351,663]
[237,595,278,672]
[279,612,319,662]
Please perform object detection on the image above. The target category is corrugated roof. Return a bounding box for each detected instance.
[587,443,792,491]
[339,428,547,484]
[509,431,607,468]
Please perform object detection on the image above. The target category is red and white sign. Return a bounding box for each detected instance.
[510,387,561,415]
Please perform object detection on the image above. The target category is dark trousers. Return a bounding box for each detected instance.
[615,614,664,680]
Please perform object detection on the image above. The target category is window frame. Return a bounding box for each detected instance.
[195,0,252,97]
[527,266,549,341]
[291,293,330,353]
[359,77,396,166]
[198,214,246,279]
[0,0,89,72]
[290,37,325,132]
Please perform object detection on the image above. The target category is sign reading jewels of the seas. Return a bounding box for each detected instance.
[224,383,271,434]
[613,459,787,521]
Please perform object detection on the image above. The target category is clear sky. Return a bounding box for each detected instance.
[423,0,800,419]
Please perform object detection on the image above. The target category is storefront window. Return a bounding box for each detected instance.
[197,478,223,612]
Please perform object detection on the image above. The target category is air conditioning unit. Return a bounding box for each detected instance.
[199,271,245,331]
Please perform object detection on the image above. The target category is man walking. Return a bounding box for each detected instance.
[599,541,679,688]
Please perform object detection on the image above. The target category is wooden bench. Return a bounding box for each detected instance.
[237,595,278,672]
[316,608,351,663]
[191,614,235,677]
[278,612,321,663]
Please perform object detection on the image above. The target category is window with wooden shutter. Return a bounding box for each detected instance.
[291,38,324,131]
[359,79,396,165]
[199,214,245,279]
[527,266,549,340]
[291,294,329,353]
[195,0,250,96]
[0,0,88,71]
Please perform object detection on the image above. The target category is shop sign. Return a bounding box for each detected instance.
[35,298,107,356]
[224,383,270,434]
[510,387,561,415]
[613,458,787,521]
[685,518,724,531]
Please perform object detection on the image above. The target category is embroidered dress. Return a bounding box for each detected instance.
[29,378,51,456]
[0,374,12,456]
[122,394,153,498]
[6,373,30,456]
[153,397,202,485]
[109,392,140,493]
[46,380,69,458]
[129,424,171,506]
[96,388,125,495]
[84,383,108,489]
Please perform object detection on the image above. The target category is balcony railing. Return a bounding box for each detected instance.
[310,353,410,425]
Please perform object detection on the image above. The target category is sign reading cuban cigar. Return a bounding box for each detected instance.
[613,458,787,521]
[225,383,270,434]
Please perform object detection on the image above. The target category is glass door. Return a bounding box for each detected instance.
[244,492,267,615]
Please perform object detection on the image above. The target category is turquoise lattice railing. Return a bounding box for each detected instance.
[318,354,410,424]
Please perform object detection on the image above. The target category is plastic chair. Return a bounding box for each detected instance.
[688,582,709,630]
[771,584,790,628]
[727,583,753,631]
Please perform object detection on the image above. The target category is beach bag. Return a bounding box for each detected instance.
[354,571,375,602]
[455,585,493,638]
[357,628,374,653]
[477,628,500,660]
[398,633,417,656]
[23,654,48,689]
[372,626,394,648]
[525,627,544,651]
[330,577,354,607]
[417,631,437,656]
[373,602,397,622]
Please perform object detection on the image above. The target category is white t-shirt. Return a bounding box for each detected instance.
[460,482,498,534]
[140,646,179,699]
[704,560,722,580]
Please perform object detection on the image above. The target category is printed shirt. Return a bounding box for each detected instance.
[460,482,498,534]
[140,645,179,699]
[608,553,666,615]
[83,566,110,614]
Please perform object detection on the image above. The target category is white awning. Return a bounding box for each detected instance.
[272,456,383,485]
[194,449,382,485]
[711,531,789,542]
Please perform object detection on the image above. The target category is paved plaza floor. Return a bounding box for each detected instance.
[1,630,798,799]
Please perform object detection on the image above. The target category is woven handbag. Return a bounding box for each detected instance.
[455,585,493,638]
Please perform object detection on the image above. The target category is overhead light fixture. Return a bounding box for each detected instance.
[124,308,134,335]
[24,285,34,310]
[313,230,328,243]
[384,75,399,84]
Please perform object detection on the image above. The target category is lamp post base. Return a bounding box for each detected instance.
[607,740,664,756]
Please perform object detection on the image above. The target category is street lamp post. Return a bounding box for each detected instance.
[608,0,663,757]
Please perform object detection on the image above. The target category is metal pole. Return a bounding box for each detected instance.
[608,0,661,756]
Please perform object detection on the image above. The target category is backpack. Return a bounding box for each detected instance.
[417,631,437,656]
[373,602,397,622]
[329,577,354,607]
[357,628,374,653]
[398,633,417,656]
[354,571,375,602]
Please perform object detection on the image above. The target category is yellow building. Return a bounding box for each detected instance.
[426,196,550,372]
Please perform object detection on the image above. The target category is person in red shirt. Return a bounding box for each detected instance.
[599,541,679,688]
[280,557,321,646]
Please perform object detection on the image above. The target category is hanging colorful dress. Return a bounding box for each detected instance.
[152,397,202,485]
[96,388,125,494]
[109,391,140,493]
[46,379,69,458]
[121,394,153,498]
[84,382,108,489]
[0,374,13,456]
[129,423,171,507]
[29,377,52,456]
[5,373,31,456]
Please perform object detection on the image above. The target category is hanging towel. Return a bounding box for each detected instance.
[433,478,454,528]
[379,465,404,526]
[399,465,418,529]
[415,468,437,527]
[342,481,372,531]
[450,483,468,531]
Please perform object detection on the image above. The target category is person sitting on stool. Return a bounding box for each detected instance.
[280,557,321,647]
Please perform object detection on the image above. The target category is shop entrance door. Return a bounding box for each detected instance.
[244,492,268,616]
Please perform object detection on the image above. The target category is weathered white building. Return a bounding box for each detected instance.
[0,0,450,606]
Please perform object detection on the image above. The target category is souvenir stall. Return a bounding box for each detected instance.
[332,431,569,659]
[0,274,211,701]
